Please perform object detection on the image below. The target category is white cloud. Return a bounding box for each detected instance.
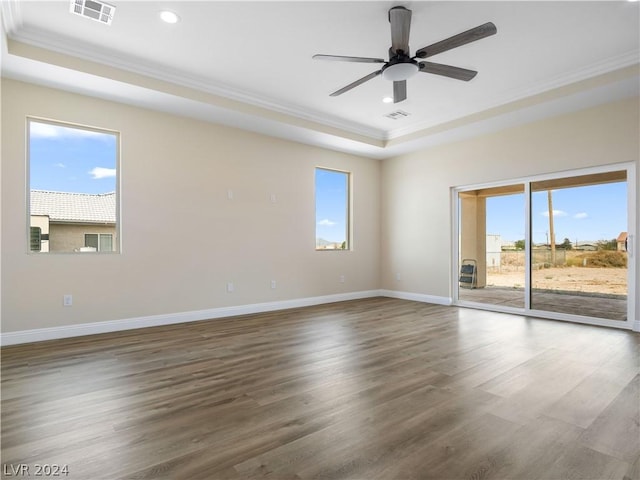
[541,210,567,218]
[574,212,588,219]
[89,167,116,179]
[30,122,67,138]
[54,162,66,168]
[30,122,110,140]
[318,219,336,226]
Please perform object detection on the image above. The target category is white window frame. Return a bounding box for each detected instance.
[26,117,121,254]
[315,167,352,251]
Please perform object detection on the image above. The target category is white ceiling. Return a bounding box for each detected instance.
[1,1,639,158]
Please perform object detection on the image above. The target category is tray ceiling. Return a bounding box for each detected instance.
[2,1,639,158]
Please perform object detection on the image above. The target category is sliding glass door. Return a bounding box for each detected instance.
[458,184,525,308]
[455,165,634,326]
[530,172,628,321]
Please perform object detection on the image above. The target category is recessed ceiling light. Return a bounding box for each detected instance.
[160,10,180,24]
[382,97,393,103]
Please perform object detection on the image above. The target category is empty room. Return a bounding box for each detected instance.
[1,1,639,479]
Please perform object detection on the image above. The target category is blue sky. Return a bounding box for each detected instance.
[29,121,117,194]
[315,168,348,243]
[486,181,627,244]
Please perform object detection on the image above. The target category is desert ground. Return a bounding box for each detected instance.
[487,266,627,295]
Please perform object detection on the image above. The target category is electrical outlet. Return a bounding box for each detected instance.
[63,294,73,306]
[226,282,234,293]
[270,193,277,203]
[227,189,234,200]
[271,280,277,289]
[396,273,402,281]
[339,275,345,283]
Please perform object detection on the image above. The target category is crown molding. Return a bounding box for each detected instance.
[385,50,640,141]
[0,0,22,37]
[8,24,386,142]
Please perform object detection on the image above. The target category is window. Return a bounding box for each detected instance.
[84,233,113,252]
[28,119,119,253]
[30,227,42,252]
[315,167,350,250]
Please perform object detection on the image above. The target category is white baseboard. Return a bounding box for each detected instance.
[5,289,627,346]
[379,289,452,306]
[633,319,640,332]
[1,290,382,346]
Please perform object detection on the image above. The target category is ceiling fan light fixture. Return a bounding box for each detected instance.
[381,62,419,81]
[382,96,393,103]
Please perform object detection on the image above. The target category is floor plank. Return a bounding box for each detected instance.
[1,297,638,479]
[579,374,640,464]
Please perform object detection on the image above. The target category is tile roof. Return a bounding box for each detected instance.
[30,190,116,224]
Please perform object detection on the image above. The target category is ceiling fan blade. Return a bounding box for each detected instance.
[389,6,412,54]
[313,54,385,64]
[415,22,497,59]
[419,62,478,81]
[330,70,383,97]
[393,80,407,103]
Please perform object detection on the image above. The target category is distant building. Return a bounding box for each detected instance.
[486,234,502,271]
[30,190,117,253]
[617,232,628,251]
[501,240,516,251]
[316,243,345,250]
[575,241,598,251]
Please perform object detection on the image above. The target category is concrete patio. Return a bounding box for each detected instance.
[459,286,627,321]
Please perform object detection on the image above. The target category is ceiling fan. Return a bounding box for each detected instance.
[313,6,497,103]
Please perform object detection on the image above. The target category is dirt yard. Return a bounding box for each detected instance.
[487,266,628,295]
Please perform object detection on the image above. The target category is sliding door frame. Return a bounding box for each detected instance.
[452,161,636,331]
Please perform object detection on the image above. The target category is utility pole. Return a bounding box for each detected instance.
[547,190,556,265]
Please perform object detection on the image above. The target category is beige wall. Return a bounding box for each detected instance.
[381,97,639,316]
[2,77,638,335]
[1,79,381,332]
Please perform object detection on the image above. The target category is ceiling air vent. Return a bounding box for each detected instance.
[384,110,411,120]
[70,0,115,25]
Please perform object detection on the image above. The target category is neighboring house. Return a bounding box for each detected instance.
[617,232,628,251]
[29,190,116,253]
[575,241,598,251]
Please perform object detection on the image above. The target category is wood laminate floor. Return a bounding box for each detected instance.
[1,298,639,479]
